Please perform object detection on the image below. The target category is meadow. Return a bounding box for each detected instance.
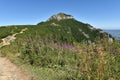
[1,33,120,80]
[0,19,120,80]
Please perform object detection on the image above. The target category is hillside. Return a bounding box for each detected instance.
[0,13,119,80]
[0,13,112,44]
[37,13,112,43]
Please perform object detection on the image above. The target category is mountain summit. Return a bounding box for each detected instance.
[37,13,113,43]
[48,13,74,21]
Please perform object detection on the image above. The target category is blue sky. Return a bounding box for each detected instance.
[0,0,120,29]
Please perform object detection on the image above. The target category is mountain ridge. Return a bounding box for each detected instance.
[0,12,113,44]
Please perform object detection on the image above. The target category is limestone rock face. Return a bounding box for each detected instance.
[48,13,74,21]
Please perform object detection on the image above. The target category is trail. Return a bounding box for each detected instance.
[0,28,35,80]
[0,28,27,48]
[0,57,34,80]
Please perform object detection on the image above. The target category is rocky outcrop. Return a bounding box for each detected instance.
[48,13,74,21]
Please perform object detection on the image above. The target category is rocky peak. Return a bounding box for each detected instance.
[48,13,74,21]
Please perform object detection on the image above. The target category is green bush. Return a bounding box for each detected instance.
[13,35,120,80]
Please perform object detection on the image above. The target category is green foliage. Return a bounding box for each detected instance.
[0,17,117,80]
[1,34,120,80]
[0,18,110,44]
[0,26,25,39]
[37,19,110,43]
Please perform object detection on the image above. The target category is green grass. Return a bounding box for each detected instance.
[0,26,23,39]
[0,19,111,44]
[21,65,69,80]
[0,19,118,80]
[1,34,120,80]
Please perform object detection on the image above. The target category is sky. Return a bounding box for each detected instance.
[0,0,120,29]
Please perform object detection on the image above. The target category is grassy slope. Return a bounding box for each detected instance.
[38,19,109,42]
[1,36,120,80]
[0,19,120,80]
[0,26,25,39]
[0,19,109,44]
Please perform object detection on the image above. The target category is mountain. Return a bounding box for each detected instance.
[0,13,119,80]
[37,13,112,43]
[0,13,113,44]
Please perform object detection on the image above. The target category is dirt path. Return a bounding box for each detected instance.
[0,28,27,48]
[0,28,35,80]
[0,57,34,80]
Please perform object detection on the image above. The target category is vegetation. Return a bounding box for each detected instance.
[1,34,120,80]
[0,13,119,80]
[0,26,24,39]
